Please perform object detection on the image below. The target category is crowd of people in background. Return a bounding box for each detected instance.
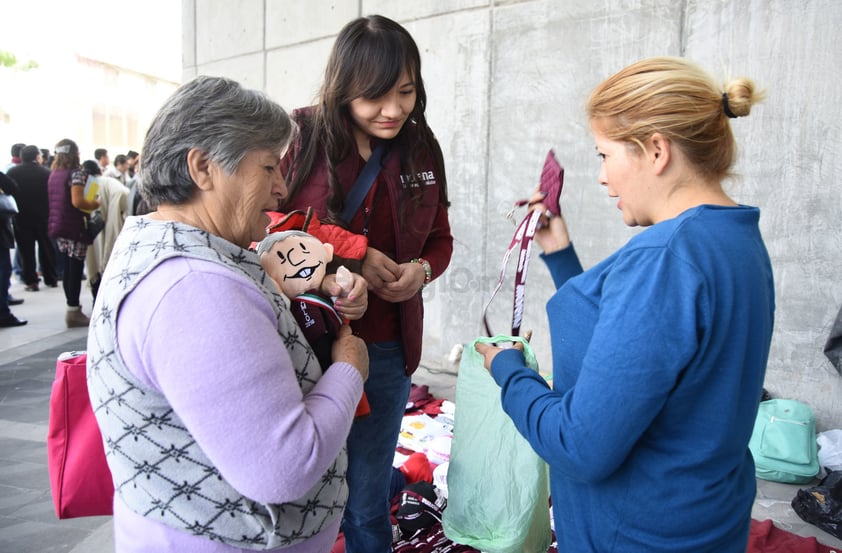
[0,142,144,328]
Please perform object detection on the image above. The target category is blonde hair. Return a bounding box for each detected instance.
[587,57,764,182]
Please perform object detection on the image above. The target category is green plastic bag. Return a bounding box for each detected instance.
[442,336,552,553]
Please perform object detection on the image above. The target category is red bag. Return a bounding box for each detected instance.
[47,351,114,518]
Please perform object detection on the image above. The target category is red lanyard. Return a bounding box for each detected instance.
[482,207,542,337]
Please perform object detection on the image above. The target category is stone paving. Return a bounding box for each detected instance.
[1,277,839,552]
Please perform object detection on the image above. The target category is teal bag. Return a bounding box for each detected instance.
[442,336,552,553]
[749,399,820,484]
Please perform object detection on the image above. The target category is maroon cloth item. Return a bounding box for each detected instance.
[407,384,432,410]
[391,522,479,552]
[288,292,370,418]
[748,519,839,553]
[289,292,344,371]
[538,149,564,217]
[389,482,478,552]
[420,399,445,416]
[405,385,445,416]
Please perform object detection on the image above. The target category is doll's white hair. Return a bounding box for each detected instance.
[256,230,315,257]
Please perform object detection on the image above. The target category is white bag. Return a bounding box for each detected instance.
[817,429,842,473]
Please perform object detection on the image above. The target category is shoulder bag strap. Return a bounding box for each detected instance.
[340,143,386,225]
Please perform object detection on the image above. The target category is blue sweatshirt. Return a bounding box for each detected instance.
[490,205,775,552]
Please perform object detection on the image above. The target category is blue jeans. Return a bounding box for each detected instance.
[342,341,411,553]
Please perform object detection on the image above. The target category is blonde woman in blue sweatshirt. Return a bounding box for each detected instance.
[476,57,774,552]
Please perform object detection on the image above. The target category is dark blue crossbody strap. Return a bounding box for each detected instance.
[340,143,386,224]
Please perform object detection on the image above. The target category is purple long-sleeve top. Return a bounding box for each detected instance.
[112,256,363,552]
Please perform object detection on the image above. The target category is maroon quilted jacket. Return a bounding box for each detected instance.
[47,168,91,244]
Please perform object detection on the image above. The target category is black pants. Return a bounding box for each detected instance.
[0,246,12,319]
[14,220,57,286]
[62,255,84,308]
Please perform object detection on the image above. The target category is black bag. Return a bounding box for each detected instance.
[85,211,105,241]
[791,470,842,539]
[825,304,842,375]
[0,191,18,215]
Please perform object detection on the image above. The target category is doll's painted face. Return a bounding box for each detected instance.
[260,232,334,298]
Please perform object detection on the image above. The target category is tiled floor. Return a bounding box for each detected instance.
[1,278,840,552]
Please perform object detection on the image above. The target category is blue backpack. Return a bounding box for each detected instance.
[749,399,820,484]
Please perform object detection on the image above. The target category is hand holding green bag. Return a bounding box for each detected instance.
[442,335,552,553]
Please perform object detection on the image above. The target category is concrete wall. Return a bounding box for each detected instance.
[181,0,842,430]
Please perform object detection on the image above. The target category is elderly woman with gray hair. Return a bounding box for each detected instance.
[86,75,369,553]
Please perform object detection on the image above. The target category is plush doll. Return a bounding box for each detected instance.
[258,229,370,417]
[263,208,368,274]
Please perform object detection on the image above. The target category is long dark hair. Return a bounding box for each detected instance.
[285,14,448,221]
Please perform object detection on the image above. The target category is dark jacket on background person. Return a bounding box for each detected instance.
[7,158,56,286]
[0,171,18,249]
[48,168,91,244]
[7,161,50,222]
[282,106,453,374]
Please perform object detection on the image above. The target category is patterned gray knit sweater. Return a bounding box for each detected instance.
[87,216,348,549]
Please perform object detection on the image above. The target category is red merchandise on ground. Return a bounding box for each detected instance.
[748,519,839,553]
[336,385,842,553]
